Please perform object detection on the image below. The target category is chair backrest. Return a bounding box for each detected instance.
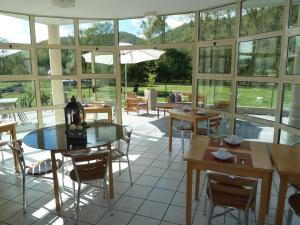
[127,92,137,99]
[118,126,133,155]
[207,171,257,210]
[69,149,110,182]
[208,117,222,136]
[7,140,26,175]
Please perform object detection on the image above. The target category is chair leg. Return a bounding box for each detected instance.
[203,195,207,215]
[1,150,4,164]
[127,156,133,185]
[23,175,26,213]
[72,181,76,205]
[104,178,113,216]
[244,210,249,225]
[62,156,65,189]
[206,204,215,225]
[75,183,81,225]
[181,131,185,153]
[286,208,293,225]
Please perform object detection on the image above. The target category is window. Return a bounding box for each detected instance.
[281,83,300,130]
[0,49,31,75]
[240,0,284,36]
[37,49,76,75]
[289,0,300,27]
[238,37,281,77]
[236,81,277,121]
[287,36,300,75]
[35,17,74,45]
[79,19,114,46]
[81,51,114,74]
[197,79,232,111]
[199,46,232,74]
[199,4,236,41]
[0,12,30,44]
[279,130,300,145]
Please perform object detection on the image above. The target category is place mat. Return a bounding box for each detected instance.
[203,149,253,167]
[209,138,251,151]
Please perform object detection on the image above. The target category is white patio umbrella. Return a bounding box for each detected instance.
[82,44,165,93]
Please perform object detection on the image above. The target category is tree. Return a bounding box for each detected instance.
[140,16,166,44]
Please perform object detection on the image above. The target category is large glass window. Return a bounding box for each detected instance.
[240,0,284,36]
[199,46,232,74]
[81,51,114,74]
[0,81,36,108]
[280,130,300,145]
[236,82,277,121]
[42,109,65,127]
[0,12,30,44]
[79,19,114,46]
[37,49,76,75]
[281,84,300,130]
[199,4,236,41]
[0,49,31,75]
[238,37,281,77]
[39,80,77,106]
[197,79,232,111]
[289,0,300,27]
[235,119,274,143]
[81,79,116,104]
[287,36,300,75]
[35,17,74,45]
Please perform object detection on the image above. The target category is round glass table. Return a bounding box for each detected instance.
[23,122,124,210]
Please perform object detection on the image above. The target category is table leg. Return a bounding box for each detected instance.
[10,125,20,173]
[193,119,198,135]
[186,163,193,225]
[265,171,273,213]
[108,151,114,199]
[274,175,288,225]
[258,173,271,225]
[164,108,166,116]
[168,117,173,152]
[157,108,160,118]
[51,152,61,211]
[195,170,200,200]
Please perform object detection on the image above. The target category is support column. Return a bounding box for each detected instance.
[48,24,65,124]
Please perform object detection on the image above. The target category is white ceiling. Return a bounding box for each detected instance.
[0,0,234,19]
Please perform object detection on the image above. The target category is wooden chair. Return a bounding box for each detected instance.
[67,149,112,224]
[111,125,133,184]
[199,117,222,137]
[205,171,257,225]
[0,139,8,163]
[126,92,148,115]
[286,193,300,225]
[174,121,193,153]
[7,140,63,213]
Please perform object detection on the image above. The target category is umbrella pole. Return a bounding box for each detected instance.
[125,64,128,96]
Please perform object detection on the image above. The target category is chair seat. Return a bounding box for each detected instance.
[26,159,63,175]
[137,102,147,107]
[69,161,106,182]
[176,125,192,131]
[111,149,125,159]
[198,128,216,135]
[289,193,300,216]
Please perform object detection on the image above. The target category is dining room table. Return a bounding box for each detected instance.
[183,135,274,225]
[268,143,300,225]
[168,108,220,152]
[22,122,123,210]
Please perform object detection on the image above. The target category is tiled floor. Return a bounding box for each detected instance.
[0,110,299,225]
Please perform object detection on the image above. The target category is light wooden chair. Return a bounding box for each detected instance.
[205,171,257,225]
[67,149,112,224]
[126,92,148,115]
[199,117,222,137]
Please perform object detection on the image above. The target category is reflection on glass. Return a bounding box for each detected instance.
[281,84,300,130]
[287,36,300,75]
[79,19,114,46]
[235,119,274,143]
[37,49,76,75]
[197,79,231,111]
[81,51,114,74]
[199,46,232,74]
[119,16,164,44]
[165,13,195,43]
[81,79,116,104]
[0,81,36,108]
[280,130,300,145]
[40,80,78,106]
[35,17,74,45]
[238,37,281,77]
[240,0,284,36]
[236,82,277,121]
[199,4,236,41]
[0,12,30,44]
[289,0,300,27]
[42,109,65,127]
[0,49,31,75]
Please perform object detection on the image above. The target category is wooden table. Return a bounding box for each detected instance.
[22,123,123,210]
[156,102,191,118]
[83,105,112,123]
[184,136,273,225]
[168,109,219,152]
[269,143,300,225]
[0,121,18,172]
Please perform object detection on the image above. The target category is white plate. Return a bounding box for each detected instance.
[224,137,243,145]
[211,149,234,160]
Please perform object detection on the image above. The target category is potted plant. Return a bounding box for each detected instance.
[144,64,158,110]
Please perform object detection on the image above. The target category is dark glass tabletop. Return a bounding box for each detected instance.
[23,123,124,151]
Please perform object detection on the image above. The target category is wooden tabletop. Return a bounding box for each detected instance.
[169,109,220,123]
